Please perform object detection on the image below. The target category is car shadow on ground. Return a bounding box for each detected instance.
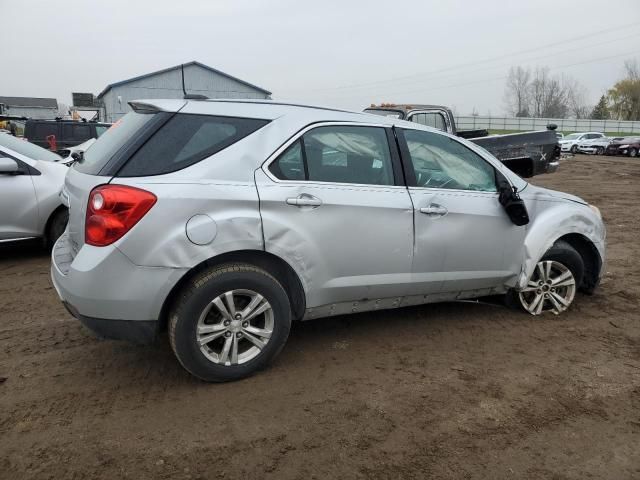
[0,240,49,261]
[62,298,519,389]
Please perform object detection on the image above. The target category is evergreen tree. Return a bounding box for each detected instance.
[590,95,610,120]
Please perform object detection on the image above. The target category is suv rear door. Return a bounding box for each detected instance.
[256,123,418,312]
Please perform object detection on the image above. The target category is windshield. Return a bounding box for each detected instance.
[564,133,581,140]
[0,133,61,162]
[74,112,157,175]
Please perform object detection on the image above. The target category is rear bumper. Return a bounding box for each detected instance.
[62,301,159,344]
[51,233,188,343]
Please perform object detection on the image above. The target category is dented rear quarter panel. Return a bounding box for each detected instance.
[111,179,263,268]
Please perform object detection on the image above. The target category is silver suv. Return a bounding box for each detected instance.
[51,100,606,382]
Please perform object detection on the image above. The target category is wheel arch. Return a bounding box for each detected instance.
[518,203,605,292]
[158,249,307,331]
[554,233,602,293]
[43,204,68,241]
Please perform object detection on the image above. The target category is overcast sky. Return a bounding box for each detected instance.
[1,0,639,115]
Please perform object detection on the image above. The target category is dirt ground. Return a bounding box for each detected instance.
[1,155,639,480]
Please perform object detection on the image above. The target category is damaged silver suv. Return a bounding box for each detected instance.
[51,99,606,382]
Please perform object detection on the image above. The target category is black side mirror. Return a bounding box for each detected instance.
[71,151,82,161]
[498,183,529,226]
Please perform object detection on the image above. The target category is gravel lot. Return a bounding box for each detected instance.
[1,155,639,479]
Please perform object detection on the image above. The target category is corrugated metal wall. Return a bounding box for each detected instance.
[101,64,270,122]
[1,106,58,119]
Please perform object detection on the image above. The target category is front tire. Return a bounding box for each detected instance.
[570,145,578,154]
[629,148,638,158]
[596,146,605,155]
[511,241,584,316]
[169,263,292,382]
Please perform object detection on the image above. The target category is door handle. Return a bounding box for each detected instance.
[285,194,322,208]
[420,204,448,217]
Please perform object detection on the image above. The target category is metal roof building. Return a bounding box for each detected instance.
[0,96,58,119]
[97,61,272,122]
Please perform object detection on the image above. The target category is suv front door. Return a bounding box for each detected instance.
[256,123,417,311]
[398,127,526,295]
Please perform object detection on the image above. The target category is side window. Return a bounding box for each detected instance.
[269,139,305,181]
[118,114,269,177]
[63,124,90,140]
[34,123,57,139]
[95,125,108,137]
[269,125,394,186]
[402,129,496,192]
[410,112,447,132]
[74,124,91,140]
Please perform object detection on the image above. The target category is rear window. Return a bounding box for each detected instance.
[74,112,157,174]
[117,114,269,177]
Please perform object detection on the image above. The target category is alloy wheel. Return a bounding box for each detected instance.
[196,289,274,365]
[518,260,576,315]
[630,148,638,158]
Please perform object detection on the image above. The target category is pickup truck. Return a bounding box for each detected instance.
[364,104,560,178]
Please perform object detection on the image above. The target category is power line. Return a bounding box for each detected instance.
[307,31,640,96]
[317,49,640,100]
[300,21,640,93]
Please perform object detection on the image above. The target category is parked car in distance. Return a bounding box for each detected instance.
[51,99,606,382]
[24,119,110,152]
[560,132,605,154]
[605,137,640,157]
[0,133,69,247]
[576,136,613,155]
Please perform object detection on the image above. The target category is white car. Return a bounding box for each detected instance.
[560,132,605,154]
[0,133,69,247]
[56,138,96,165]
[576,137,611,155]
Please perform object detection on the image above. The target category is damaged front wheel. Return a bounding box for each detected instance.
[512,241,584,315]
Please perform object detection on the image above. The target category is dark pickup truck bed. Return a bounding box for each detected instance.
[364,104,560,178]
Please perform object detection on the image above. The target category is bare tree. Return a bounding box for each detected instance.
[504,65,591,118]
[504,66,531,117]
[529,67,548,117]
[564,76,590,119]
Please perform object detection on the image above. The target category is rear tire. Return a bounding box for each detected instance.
[169,263,292,382]
[596,146,604,155]
[629,148,638,158]
[45,208,68,250]
[570,145,578,154]
[508,240,584,315]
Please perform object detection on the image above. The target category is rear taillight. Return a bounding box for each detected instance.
[85,185,156,247]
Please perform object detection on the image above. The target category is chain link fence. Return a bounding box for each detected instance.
[455,116,640,134]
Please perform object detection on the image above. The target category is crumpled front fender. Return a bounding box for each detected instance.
[517,200,605,289]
